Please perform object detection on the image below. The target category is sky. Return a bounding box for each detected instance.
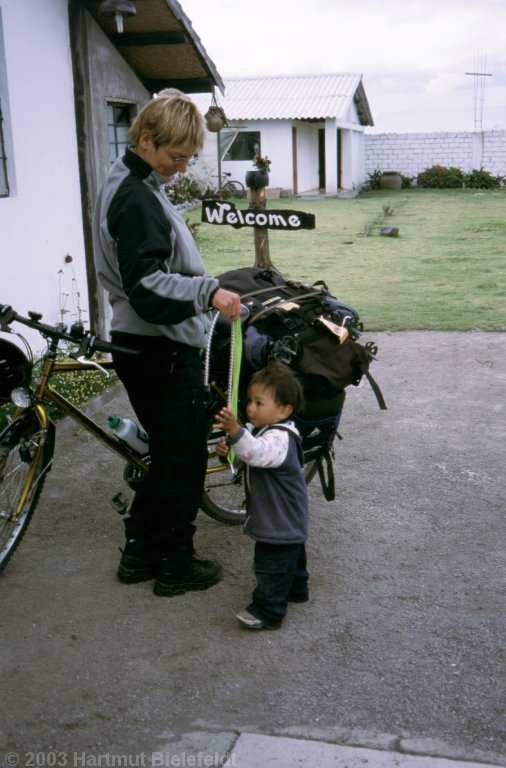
[182,0,506,134]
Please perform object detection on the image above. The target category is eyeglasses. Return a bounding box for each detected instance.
[166,152,198,166]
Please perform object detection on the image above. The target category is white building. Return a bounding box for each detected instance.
[0,0,223,337]
[192,74,374,197]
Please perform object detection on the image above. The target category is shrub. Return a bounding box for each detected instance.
[165,176,201,205]
[400,173,414,189]
[464,169,502,189]
[417,165,464,188]
[366,169,383,190]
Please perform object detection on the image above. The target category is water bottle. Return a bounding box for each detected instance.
[108,415,149,455]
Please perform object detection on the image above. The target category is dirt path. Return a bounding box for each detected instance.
[1,332,504,765]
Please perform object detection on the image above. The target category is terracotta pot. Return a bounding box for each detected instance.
[379,172,402,190]
[204,106,227,132]
[246,170,269,189]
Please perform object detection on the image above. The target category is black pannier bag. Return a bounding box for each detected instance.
[216,267,386,421]
[213,267,386,502]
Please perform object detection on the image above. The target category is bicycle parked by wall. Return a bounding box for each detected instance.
[203,171,246,200]
[0,304,338,573]
[185,160,246,200]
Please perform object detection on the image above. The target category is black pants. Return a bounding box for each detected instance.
[111,333,208,555]
[248,542,309,628]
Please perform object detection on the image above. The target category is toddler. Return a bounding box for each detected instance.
[214,361,309,630]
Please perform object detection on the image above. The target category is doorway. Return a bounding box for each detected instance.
[318,129,325,191]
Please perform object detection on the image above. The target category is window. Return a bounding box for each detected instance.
[0,100,9,196]
[107,102,134,163]
[224,131,261,162]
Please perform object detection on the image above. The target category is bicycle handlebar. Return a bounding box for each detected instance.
[0,304,139,357]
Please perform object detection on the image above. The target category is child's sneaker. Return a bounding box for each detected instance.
[236,610,265,629]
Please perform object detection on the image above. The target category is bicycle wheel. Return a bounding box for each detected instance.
[227,180,246,199]
[200,430,323,526]
[0,410,55,573]
[201,429,247,525]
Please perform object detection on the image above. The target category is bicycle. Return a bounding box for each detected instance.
[0,303,339,573]
[204,172,246,200]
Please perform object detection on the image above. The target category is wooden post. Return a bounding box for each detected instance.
[249,186,274,269]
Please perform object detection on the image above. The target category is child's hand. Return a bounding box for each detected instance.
[215,435,229,457]
[213,406,240,437]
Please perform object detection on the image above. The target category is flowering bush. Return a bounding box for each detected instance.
[253,155,271,173]
[464,169,502,189]
[165,176,201,204]
[417,165,464,188]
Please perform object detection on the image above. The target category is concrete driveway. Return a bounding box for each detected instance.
[1,332,504,766]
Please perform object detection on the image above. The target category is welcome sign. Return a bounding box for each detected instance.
[201,200,315,231]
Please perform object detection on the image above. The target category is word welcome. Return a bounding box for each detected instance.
[201,200,315,230]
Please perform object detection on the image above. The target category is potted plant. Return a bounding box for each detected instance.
[379,171,402,190]
[246,155,271,189]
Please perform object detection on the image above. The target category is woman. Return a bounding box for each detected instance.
[93,90,241,597]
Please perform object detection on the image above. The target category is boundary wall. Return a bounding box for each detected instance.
[364,130,506,179]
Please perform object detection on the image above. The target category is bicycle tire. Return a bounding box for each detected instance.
[0,410,55,573]
[226,180,246,199]
[200,430,322,526]
[200,430,247,524]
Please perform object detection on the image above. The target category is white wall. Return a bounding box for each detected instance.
[365,130,506,179]
[219,119,295,191]
[0,0,88,332]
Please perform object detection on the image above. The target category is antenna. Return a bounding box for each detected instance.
[466,51,492,133]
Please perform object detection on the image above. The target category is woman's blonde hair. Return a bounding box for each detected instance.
[128,89,205,151]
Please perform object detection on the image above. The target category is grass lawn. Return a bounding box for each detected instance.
[187,188,506,331]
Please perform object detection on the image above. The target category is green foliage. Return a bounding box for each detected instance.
[165,176,201,204]
[400,173,414,189]
[417,165,503,190]
[464,169,502,189]
[0,361,118,431]
[367,169,383,190]
[367,170,414,190]
[417,165,464,188]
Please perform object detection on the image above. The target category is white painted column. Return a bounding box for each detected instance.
[472,132,483,170]
[324,118,338,195]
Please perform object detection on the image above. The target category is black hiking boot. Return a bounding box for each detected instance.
[117,539,158,584]
[153,553,222,597]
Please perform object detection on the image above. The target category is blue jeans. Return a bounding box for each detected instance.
[248,542,308,628]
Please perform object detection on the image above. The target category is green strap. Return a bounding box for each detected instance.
[227,317,243,467]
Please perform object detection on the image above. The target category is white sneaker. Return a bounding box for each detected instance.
[236,609,265,629]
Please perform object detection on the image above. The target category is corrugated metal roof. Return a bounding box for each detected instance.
[193,74,373,125]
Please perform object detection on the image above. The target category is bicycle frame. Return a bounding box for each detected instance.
[35,353,238,482]
[1,300,339,537]
[27,349,149,474]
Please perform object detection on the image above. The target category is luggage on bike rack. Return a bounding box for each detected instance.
[216,266,386,411]
[213,267,386,501]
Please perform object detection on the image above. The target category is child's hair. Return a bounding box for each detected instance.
[249,362,305,412]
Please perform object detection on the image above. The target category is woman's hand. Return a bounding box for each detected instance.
[211,288,241,319]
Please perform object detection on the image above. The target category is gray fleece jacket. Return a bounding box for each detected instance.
[92,148,219,348]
